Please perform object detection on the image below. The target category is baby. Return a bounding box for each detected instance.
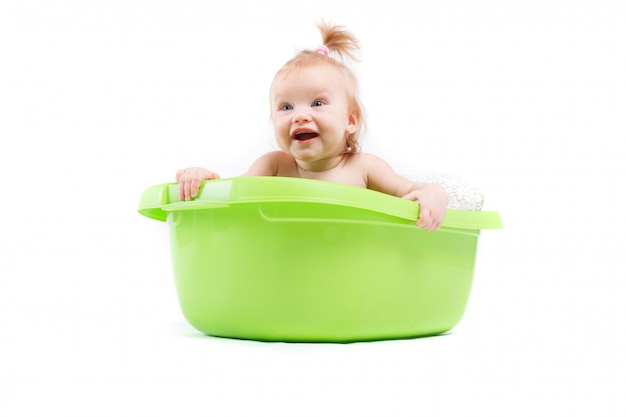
[176,22,448,231]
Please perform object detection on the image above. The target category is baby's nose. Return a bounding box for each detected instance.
[292,110,312,124]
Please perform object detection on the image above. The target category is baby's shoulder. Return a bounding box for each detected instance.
[348,152,392,169]
[255,150,296,166]
[245,151,296,176]
[351,152,381,160]
[264,151,299,175]
[257,150,288,159]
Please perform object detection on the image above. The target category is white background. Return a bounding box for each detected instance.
[1,0,625,415]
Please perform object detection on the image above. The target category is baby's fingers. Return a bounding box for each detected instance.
[180,177,201,201]
[176,169,221,201]
[179,177,190,201]
[402,194,440,231]
[417,209,442,231]
[189,177,203,200]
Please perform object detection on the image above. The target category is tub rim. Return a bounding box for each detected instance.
[138,176,502,230]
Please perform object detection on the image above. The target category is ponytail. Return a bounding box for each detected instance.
[316,20,361,62]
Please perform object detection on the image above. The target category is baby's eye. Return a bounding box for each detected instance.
[280,104,293,111]
[312,100,324,107]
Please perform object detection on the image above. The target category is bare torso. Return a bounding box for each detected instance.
[243,150,414,198]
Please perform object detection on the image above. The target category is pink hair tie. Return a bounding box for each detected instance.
[315,45,330,56]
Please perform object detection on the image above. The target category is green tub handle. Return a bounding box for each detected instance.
[137,183,230,222]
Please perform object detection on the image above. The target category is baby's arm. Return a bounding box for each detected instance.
[362,154,448,231]
[176,167,220,201]
[176,152,287,201]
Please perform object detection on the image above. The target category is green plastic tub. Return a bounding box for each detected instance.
[138,176,502,342]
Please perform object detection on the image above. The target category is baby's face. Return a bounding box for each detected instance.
[270,65,358,171]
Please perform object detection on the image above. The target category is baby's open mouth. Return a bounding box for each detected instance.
[293,132,319,141]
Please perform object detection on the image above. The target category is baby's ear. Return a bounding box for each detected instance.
[346,110,359,134]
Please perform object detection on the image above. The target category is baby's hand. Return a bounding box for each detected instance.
[175,167,220,201]
[402,183,448,231]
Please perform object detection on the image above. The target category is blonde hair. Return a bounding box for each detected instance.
[271,21,365,153]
